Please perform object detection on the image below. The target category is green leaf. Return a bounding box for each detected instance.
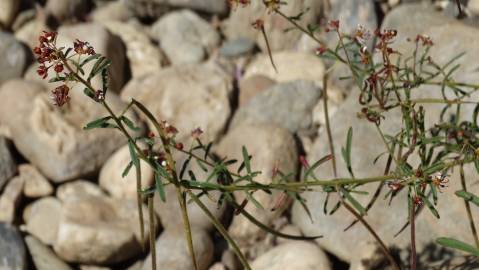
[83,88,96,100]
[422,194,440,219]
[179,156,192,180]
[342,188,366,215]
[48,76,66,83]
[245,191,264,210]
[204,142,213,159]
[341,127,354,178]
[304,154,332,181]
[83,116,113,130]
[120,116,140,131]
[70,60,85,75]
[121,161,133,178]
[242,146,252,174]
[80,54,101,67]
[455,190,479,207]
[128,139,140,168]
[436,237,479,256]
[101,68,109,95]
[196,159,208,172]
[155,172,166,202]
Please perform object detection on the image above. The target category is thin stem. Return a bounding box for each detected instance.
[187,190,252,270]
[322,73,337,177]
[148,196,157,270]
[176,188,199,270]
[460,163,479,248]
[410,200,417,270]
[136,164,145,250]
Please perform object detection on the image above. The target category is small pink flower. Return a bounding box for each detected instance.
[51,85,70,107]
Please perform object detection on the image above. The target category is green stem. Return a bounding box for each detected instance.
[148,196,157,270]
[176,188,199,270]
[460,163,479,248]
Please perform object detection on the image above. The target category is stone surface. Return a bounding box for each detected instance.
[56,180,105,202]
[121,63,232,143]
[45,0,89,22]
[470,0,479,16]
[79,266,111,270]
[0,31,28,85]
[126,0,227,15]
[231,80,321,133]
[219,38,256,58]
[0,176,24,223]
[0,0,19,27]
[91,1,133,22]
[142,228,214,270]
[327,0,377,38]
[0,80,134,182]
[238,75,276,107]
[25,235,73,270]
[102,21,163,78]
[24,197,62,246]
[250,242,331,270]
[215,124,298,248]
[19,164,53,198]
[14,18,48,50]
[99,144,154,199]
[0,136,16,190]
[54,193,154,264]
[151,10,220,65]
[0,223,26,270]
[223,0,322,52]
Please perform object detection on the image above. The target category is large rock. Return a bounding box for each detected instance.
[126,0,227,15]
[25,235,73,270]
[0,80,134,182]
[0,176,24,223]
[99,144,154,199]
[19,164,53,198]
[326,0,377,38]
[54,193,154,264]
[24,197,62,246]
[214,124,298,249]
[56,180,105,201]
[250,241,332,270]
[102,21,163,78]
[151,10,220,65]
[231,80,321,133]
[223,0,322,52]
[0,0,19,27]
[0,31,28,85]
[142,228,214,270]
[292,15,479,265]
[0,136,15,190]
[0,224,26,270]
[121,63,232,143]
[91,1,134,22]
[45,0,90,23]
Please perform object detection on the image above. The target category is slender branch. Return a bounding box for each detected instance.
[136,163,145,250]
[176,188,199,270]
[148,196,157,270]
[410,200,417,270]
[322,73,337,177]
[460,163,479,248]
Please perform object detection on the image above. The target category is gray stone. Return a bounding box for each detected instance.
[24,197,62,246]
[0,136,15,190]
[0,176,24,223]
[45,0,89,22]
[25,235,72,270]
[219,38,256,58]
[126,0,227,15]
[151,10,219,65]
[0,31,28,85]
[142,228,214,270]
[0,223,26,270]
[327,0,377,38]
[0,80,135,182]
[238,75,276,107]
[231,80,321,133]
[20,164,53,198]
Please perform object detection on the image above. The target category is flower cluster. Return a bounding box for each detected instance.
[34,31,60,79]
[263,0,282,13]
[73,39,95,55]
[228,0,250,9]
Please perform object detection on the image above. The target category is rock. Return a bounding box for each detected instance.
[231,80,321,133]
[0,176,24,223]
[326,0,377,39]
[223,0,322,52]
[208,263,226,270]
[121,63,232,143]
[219,38,256,58]
[57,23,126,94]
[25,235,73,270]
[126,0,227,15]
[126,261,144,270]
[243,52,328,97]
[24,197,62,245]
[151,10,220,65]
[0,223,26,270]
[99,144,154,199]
[0,0,19,27]
[0,136,16,190]
[56,180,105,201]
[142,228,214,270]
[0,31,28,85]
[45,0,89,22]
[12,9,36,32]
[15,18,49,50]
[79,266,111,270]
[250,242,331,270]
[276,224,302,245]
[0,80,134,182]
[101,21,163,78]
[19,164,53,198]
[91,1,134,22]
[470,0,479,16]
[238,75,276,106]
[54,193,155,264]
[214,124,298,247]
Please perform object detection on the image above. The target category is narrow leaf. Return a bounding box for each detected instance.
[436,237,479,256]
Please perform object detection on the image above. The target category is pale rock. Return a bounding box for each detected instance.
[469,0,479,16]
[25,197,62,246]
[99,144,154,199]
[25,235,73,270]
[0,80,134,182]
[0,31,28,85]
[15,18,49,49]
[0,176,24,223]
[223,0,322,52]
[0,0,19,27]
[238,75,276,107]
[102,21,163,78]
[0,136,16,190]
[327,0,377,38]
[54,194,155,264]
[151,10,220,65]
[20,164,53,198]
[250,242,332,270]
[142,228,214,270]
[56,180,105,202]
[214,124,297,247]
[208,263,226,270]
[276,224,302,245]
[126,0,227,15]
[0,224,26,270]
[45,0,89,22]
[92,1,133,22]
[79,266,111,270]
[121,63,232,143]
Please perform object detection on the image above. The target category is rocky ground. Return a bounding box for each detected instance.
[1,0,479,269]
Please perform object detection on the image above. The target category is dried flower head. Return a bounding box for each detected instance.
[263,0,281,13]
[252,19,264,30]
[325,20,340,32]
[431,172,449,192]
[191,127,203,139]
[315,46,328,56]
[51,85,70,107]
[229,0,250,8]
[415,34,434,46]
[73,39,96,55]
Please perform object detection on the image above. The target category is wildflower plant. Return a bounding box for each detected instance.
[34,1,479,270]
